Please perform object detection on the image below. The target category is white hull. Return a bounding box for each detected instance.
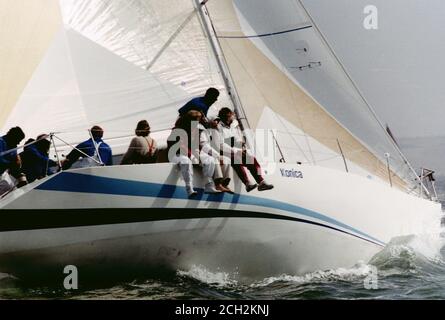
[0,163,441,282]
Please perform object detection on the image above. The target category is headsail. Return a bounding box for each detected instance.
[204,0,420,191]
[1,0,233,154]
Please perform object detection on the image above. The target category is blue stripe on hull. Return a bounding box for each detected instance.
[35,172,386,246]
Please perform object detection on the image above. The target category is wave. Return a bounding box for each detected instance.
[177,265,239,288]
[176,226,445,292]
[251,262,373,288]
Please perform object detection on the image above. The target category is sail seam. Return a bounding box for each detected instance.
[216,25,312,39]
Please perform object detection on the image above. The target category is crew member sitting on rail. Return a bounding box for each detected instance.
[178,87,220,128]
[168,110,226,197]
[121,120,158,165]
[216,108,274,192]
[62,126,113,170]
[20,134,58,183]
[0,127,28,193]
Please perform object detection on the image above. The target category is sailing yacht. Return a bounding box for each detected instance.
[0,0,441,282]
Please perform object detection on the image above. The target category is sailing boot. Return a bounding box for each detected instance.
[216,184,234,194]
[246,183,258,193]
[186,184,198,198]
[222,177,231,187]
[204,181,221,194]
[258,181,274,191]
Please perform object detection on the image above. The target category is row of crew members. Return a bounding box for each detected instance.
[0,88,273,196]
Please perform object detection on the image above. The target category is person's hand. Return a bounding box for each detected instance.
[209,120,219,129]
[55,164,62,172]
[190,154,199,165]
[9,156,21,171]
[60,159,70,170]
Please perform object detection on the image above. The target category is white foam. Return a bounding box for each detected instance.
[405,230,445,263]
[177,265,238,287]
[251,262,373,288]
[0,273,10,281]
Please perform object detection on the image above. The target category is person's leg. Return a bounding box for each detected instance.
[173,155,196,197]
[212,162,228,193]
[212,156,233,193]
[231,152,249,185]
[244,152,274,191]
[245,156,264,184]
[200,153,220,194]
[9,166,28,188]
[213,159,223,185]
[231,164,248,184]
[231,152,257,192]
[220,156,232,188]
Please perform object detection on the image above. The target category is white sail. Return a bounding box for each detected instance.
[1,0,233,154]
[2,27,193,154]
[59,0,232,107]
[204,0,418,190]
[257,107,387,183]
[0,0,62,128]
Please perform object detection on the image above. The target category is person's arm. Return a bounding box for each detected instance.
[62,150,79,170]
[0,155,12,166]
[121,138,140,165]
[0,143,15,166]
[200,130,221,159]
[230,122,247,155]
[28,146,57,167]
[178,99,193,116]
[62,142,86,169]
[105,147,113,166]
[148,138,158,157]
[215,125,239,157]
[29,147,52,164]
[0,151,12,165]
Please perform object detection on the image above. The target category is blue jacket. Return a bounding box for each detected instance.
[0,136,17,175]
[21,144,57,183]
[178,97,210,117]
[68,138,113,167]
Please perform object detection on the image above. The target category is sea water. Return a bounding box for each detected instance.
[1,222,445,300]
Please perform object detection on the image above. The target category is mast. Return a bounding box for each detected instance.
[193,0,251,133]
[296,0,429,196]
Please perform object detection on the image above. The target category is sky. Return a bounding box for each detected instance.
[303,0,445,139]
[303,0,445,183]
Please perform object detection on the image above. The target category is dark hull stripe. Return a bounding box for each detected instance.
[32,172,386,246]
[0,208,384,247]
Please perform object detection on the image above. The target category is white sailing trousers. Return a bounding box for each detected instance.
[172,153,215,188]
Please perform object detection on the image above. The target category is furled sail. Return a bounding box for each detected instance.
[204,0,420,191]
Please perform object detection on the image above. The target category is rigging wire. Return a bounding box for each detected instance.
[296,0,428,195]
